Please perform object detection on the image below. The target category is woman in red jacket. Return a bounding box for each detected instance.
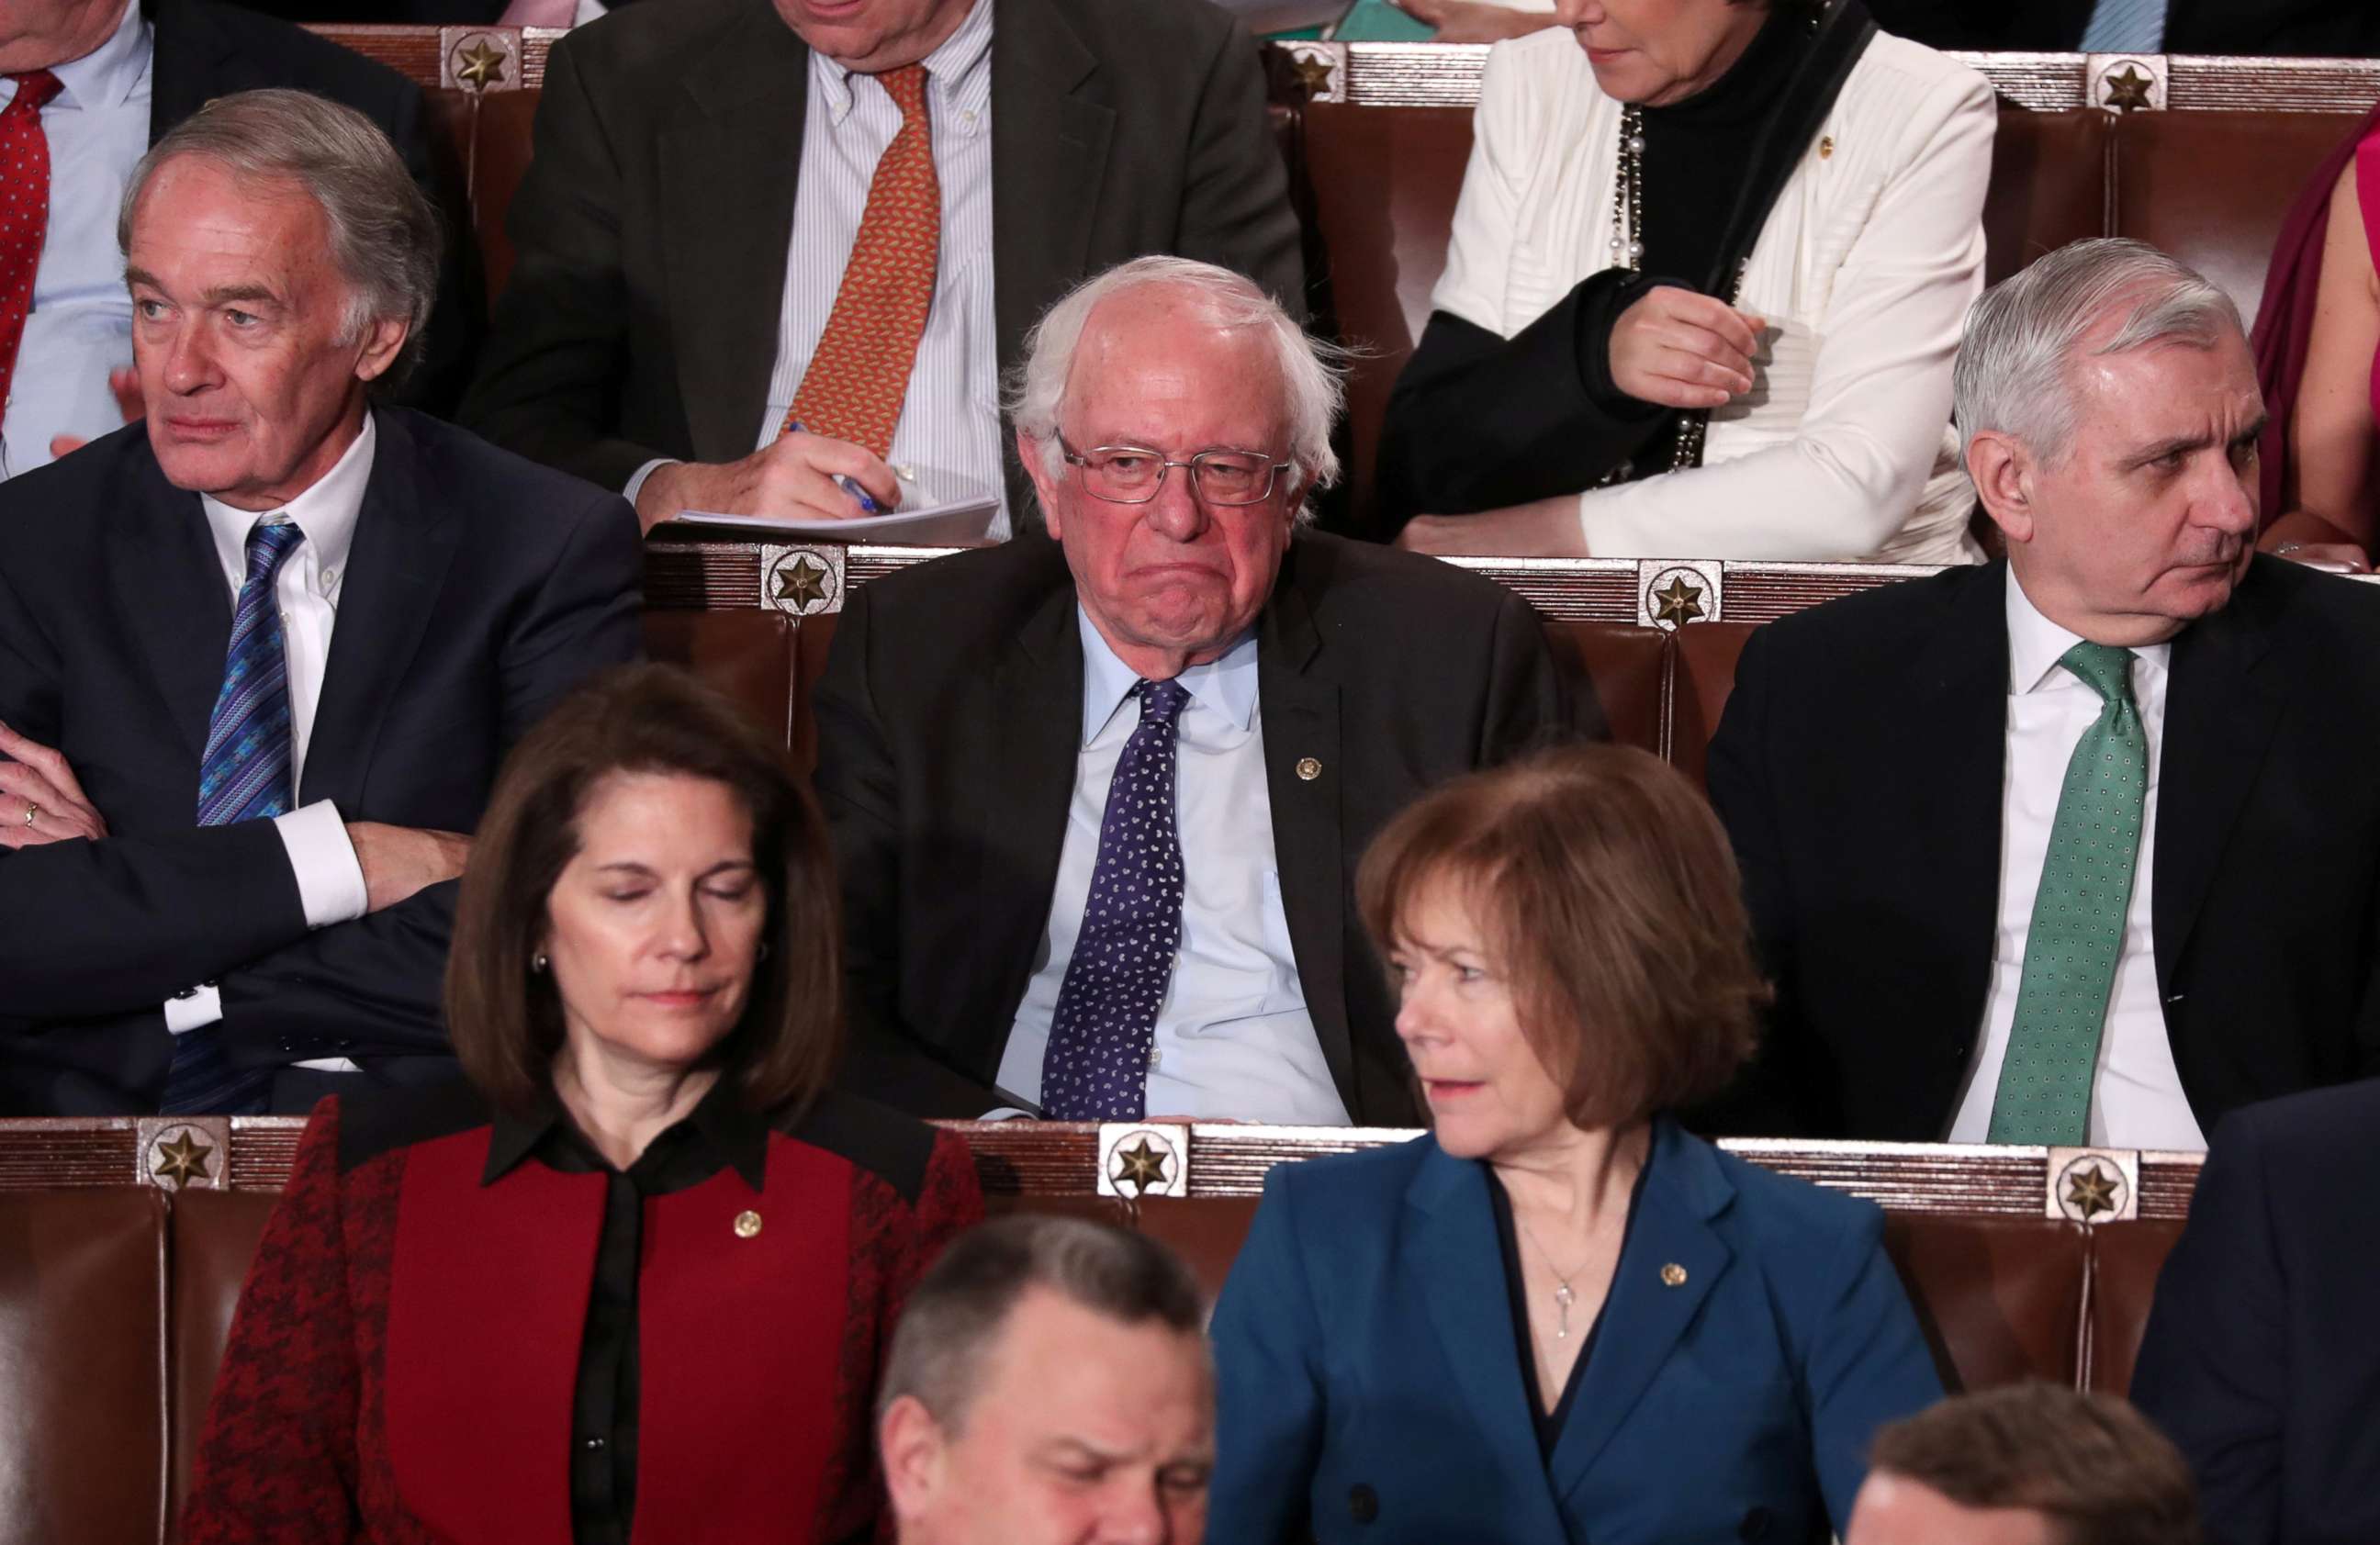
[184,665,983,1544]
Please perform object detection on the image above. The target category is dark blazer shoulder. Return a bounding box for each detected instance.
[331,1077,495,1172]
[1286,531,1536,623]
[376,408,629,534]
[150,0,419,130]
[2209,1077,2380,1171]
[1757,561,1997,657]
[777,1086,948,1206]
[850,535,1075,636]
[1026,0,1248,57]
[547,0,791,98]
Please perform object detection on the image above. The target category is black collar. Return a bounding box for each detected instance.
[481,1073,773,1192]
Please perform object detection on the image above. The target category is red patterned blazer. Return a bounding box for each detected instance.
[183,1083,982,1543]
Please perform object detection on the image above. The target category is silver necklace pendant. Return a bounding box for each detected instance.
[1553,1281,1577,1339]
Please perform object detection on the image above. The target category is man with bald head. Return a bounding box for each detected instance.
[814,255,1571,1125]
[1704,238,2380,1147]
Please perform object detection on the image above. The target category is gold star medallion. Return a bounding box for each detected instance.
[772,553,833,610]
[152,1129,215,1189]
[1291,53,1335,100]
[1651,576,1706,626]
[2103,64,2154,112]
[1110,1136,1171,1193]
[454,38,510,91]
[2064,1163,2120,1221]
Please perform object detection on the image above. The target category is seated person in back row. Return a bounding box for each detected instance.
[458,0,1305,539]
[1704,239,2380,1148]
[0,0,478,479]
[0,91,642,1116]
[813,255,1572,1127]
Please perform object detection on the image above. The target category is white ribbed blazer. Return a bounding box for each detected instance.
[1431,27,1997,565]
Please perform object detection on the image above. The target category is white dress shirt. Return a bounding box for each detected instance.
[1947,572,2206,1149]
[1435,28,1994,563]
[0,0,148,481]
[994,610,1351,1124]
[629,0,1005,536]
[164,417,376,1043]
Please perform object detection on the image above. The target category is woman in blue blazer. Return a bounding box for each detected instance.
[1209,745,1944,1544]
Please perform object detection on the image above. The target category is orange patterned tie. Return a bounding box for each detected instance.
[784,64,939,461]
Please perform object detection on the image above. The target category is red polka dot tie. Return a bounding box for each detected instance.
[0,72,62,425]
[782,64,938,461]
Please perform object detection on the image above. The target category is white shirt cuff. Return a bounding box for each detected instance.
[273,800,367,928]
[163,983,223,1034]
[979,1106,1033,1121]
[624,457,679,511]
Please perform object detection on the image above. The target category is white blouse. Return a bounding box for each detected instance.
[1431,27,1997,565]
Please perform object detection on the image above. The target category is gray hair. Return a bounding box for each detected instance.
[1006,255,1348,523]
[1953,238,2241,466]
[877,1215,1207,1433]
[119,89,441,387]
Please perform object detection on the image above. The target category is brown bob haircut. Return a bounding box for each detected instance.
[445,663,842,1116]
[1355,744,1768,1130]
[1869,1384,2203,1545]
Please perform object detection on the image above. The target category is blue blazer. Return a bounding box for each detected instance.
[1208,1119,1943,1544]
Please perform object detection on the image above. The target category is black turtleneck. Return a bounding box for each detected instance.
[1373,4,1824,534]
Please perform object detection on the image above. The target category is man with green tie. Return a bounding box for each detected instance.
[1699,237,2380,1148]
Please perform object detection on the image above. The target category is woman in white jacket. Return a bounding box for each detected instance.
[1383,0,1995,565]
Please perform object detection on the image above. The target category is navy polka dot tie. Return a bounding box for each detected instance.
[0,72,62,426]
[1040,677,1191,1121]
[1987,642,2146,1145]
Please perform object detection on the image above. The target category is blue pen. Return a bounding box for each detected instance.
[786,421,881,514]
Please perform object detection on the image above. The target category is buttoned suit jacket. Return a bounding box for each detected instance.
[455,0,1307,517]
[145,0,483,412]
[0,409,643,1114]
[810,532,1576,1126]
[1701,556,2380,1141]
[2130,1079,2380,1545]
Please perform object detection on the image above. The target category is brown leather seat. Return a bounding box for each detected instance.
[1884,1216,2087,1393]
[1552,621,1669,758]
[1666,621,1757,790]
[2113,111,2349,330]
[1982,110,2112,285]
[2082,1216,2184,1399]
[166,1191,281,1539]
[643,610,800,752]
[0,1190,169,1545]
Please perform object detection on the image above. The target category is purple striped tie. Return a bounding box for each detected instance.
[163,517,304,1114]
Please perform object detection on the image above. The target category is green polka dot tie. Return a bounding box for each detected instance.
[1987,642,2146,1145]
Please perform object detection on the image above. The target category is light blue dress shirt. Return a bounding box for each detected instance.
[2,0,149,482]
[994,610,1353,1124]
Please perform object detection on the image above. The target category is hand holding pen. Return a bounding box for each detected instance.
[629,422,904,533]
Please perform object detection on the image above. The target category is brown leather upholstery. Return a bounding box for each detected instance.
[1666,621,1757,790]
[790,614,840,778]
[1884,1216,2087,1394]
[166,1191,279,1539]
[1133,1197,1266,1307]
[1552,621,1668,757]
[1982,110,2110,285]
[2112,111,2347,330]
[0,1190,168,1545]
[642,609,800,751]
[468,91,543,306]
[2082,1216,2184,1399]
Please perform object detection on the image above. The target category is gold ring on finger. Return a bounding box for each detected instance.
[21,802,36,828]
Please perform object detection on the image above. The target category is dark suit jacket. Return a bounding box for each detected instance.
[146,0,484,412]
[1865,0,2380,53]
[1207,1121,1943,1543]
[811,532,1574,1125]
[1701,556,2380,1140]
[456,0,1306,515]
[0,409,643,1115]
[2130,1080,2380,1545]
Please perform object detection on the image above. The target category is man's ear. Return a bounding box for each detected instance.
[1966,430,2038,549]
[353,315,410,386]
[878,1394,949,1526]
[1018,427,1063,541]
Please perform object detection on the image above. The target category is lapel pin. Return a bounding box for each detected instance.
[1660,1263,1688,1287]
[1296,756,1322,781]
[734,1210,763,1239]
[1819,136,1835,159]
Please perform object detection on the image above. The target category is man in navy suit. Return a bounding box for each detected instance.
[0,91,640,1115]
[2130,1080,2380,1545]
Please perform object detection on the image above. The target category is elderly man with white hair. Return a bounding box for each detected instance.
[1701,236,2380,1148]
[814,254,1573,1126]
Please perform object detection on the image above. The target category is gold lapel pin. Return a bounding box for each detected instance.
[1819,136,1835,160]
[1660,1263,1688,1287]
[734,1210,763,1239]
[1296,756,1322,781]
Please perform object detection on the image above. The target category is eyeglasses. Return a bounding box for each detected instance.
[1060,439,1292,507]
